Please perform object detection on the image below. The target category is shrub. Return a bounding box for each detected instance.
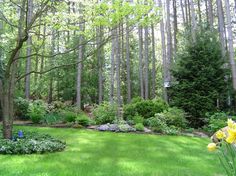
[93,102,117,124]
[75,114,90,126]
[135,123,144,131]
[123,98,168,120]
[42,112,64,125]
[61,110,77,122]
[27,100,47,123]
[147,114,180,135]
[14,97,30,120]
[133,114,144,124]
[0,131,66,154]
[204,112,234,133]
[163,107,187,129]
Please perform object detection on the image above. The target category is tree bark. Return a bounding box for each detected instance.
[76,2,84,108]
[216,0,226,58]
[110,28,116,104]
[173,0,178,54]
[25,0,33,99]
[151,24,156,99]
[138,26,144,98]
[207,0,214,30]
[225,0,236,91]
[180,0,186,25]
[126,22,131,103]
[144,26,149,99]
[97,26,103,104]
[190,0,196,42]
[158,0,168,102]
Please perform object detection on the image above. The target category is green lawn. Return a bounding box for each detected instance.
[0,126,224,176]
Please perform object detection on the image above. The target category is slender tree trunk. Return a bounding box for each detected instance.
[190,0,196,41]
[25,0,33,99]
[166,0,172,67]
[180,0,186,25]
[76,3,84,108]
[144,26,149,99]
[110,28,116,103]
[97,26,103,104]
[185,0,189,25]
[151,24,156,99]
[40,22,46,78]
[138,26,144,98]
[205,0,209,24]
[116,25,122,117]
[225,0,236,92]
[216,0,226,58]
[197,0,202,23]
[159,0,168,102]
[207,0,214,29]
[173,0,178,54]
[126,22,131,103]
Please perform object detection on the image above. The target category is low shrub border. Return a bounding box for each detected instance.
[0,130,66,154]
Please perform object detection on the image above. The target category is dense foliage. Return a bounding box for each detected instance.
[170,29,230,128]
[0,131,66,154]
[93,102,117,124]
[123,98,168,120]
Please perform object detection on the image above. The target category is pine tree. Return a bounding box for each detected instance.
[170,29,229,127]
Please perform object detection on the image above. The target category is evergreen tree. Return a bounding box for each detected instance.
[170,28,230,128]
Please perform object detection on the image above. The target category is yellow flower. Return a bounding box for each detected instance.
[226,128,236,144]
[216,130,226,140]
[207,143,217,152]
[228,119,235,128]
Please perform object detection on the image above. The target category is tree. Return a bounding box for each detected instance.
[138,26,144,98]
[225,0,236,95]
[170,29,229,127]
[25,0,33,99]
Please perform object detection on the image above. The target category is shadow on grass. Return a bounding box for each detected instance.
[0,126,225,176]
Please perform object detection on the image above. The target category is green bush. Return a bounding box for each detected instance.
[133,114,144,124]
[61,110,77,122]
[42,112,64,125]
[135,123,144,131]
[204,112,234,133]
[163,107,187,129]
[76,114,90,126]
[27,100,47,123]
[93,102,117,124]
[14,97,30,120]
[123,98,168,120]
[147,114,180,135]
[0,131,66,154]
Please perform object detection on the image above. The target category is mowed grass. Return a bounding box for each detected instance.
[0,126,224,176]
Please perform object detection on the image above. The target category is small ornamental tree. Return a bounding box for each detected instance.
[170,28,230,128]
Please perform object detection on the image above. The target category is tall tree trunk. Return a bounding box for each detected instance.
[184,0,189,25]
[116,26,121,117]
[40,22,46,78]
[205,0,209,24]
[144,26,149,99]
[25,0,33,99]
[216,0,226,58]
[126,22,131,103]
[207,0,214,29]
[138,26,144,98]
[190,0,196,41]
[76,2,84,108]
[180,0,186,25]
[158,0,168,102]
[110,28,116,103]
[225,0,236,93]
[97,26,103,104]
[173,0,178,55]
[166,0,172,70]
[151,24,156,99]
[197,0,202,23]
